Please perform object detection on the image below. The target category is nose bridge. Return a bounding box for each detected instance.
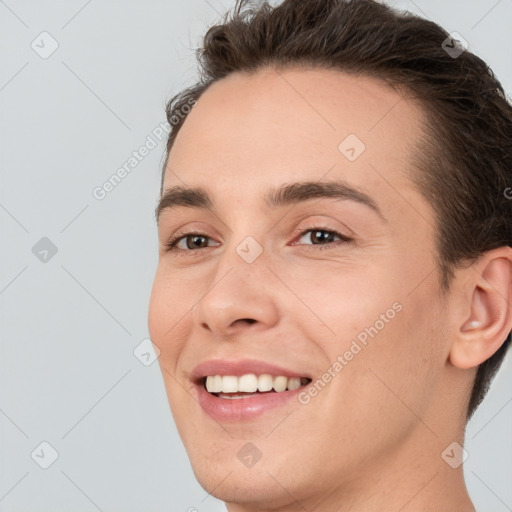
[192,233,278,333]
[211,223,269,288]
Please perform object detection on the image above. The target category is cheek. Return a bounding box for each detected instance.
[283,258,442,401]
[148,266,199,358]
[277,258,401,342]
[148,268,200,419]
[337,279,445,429]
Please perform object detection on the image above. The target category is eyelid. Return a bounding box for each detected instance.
[164,221,217,245]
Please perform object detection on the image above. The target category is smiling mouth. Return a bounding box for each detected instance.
[202,374,312,399]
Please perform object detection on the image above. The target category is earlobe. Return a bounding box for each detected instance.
[449,249,512,370]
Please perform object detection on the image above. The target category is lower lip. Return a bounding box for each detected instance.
[196,382,303,422]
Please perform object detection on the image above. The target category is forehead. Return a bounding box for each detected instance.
[164,67,426,216]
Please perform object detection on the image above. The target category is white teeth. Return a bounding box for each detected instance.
[258,374,273,392]
[287,377,301,390]
[205,375,222,393]
[212,375,222,393]
[238,373,258,392]
[204,374,307,394]
[222,375,238,393]
[273,376,288,392]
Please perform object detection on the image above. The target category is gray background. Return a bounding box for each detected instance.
[0,1,511,511]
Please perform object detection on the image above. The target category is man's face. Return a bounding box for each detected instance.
[148,68,453,507]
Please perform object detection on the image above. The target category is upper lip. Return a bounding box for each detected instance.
[190,358,311,384]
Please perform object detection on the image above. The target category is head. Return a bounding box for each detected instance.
[148,0,512,508]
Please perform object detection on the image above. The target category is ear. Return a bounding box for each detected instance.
[449,247,512,370]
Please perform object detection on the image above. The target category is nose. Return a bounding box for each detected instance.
[192,252,280,336]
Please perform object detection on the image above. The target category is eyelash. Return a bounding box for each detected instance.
[164,226,352,256]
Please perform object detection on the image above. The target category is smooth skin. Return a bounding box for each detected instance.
[148,67,512,512]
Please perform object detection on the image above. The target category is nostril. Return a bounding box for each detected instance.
[229,318,257,328]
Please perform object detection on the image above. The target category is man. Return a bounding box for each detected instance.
[148,0,512,510]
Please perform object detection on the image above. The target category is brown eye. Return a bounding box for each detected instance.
[165,232,218,253]
[310,230,338,244]
[293,227,353,251]
[183,234,209,249]
[299,229,343,245]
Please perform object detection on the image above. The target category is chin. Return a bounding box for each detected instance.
[191,462,298,510]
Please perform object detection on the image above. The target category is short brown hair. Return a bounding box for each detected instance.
[161,0,512,419]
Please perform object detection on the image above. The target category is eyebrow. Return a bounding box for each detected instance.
[155,180,385,222]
